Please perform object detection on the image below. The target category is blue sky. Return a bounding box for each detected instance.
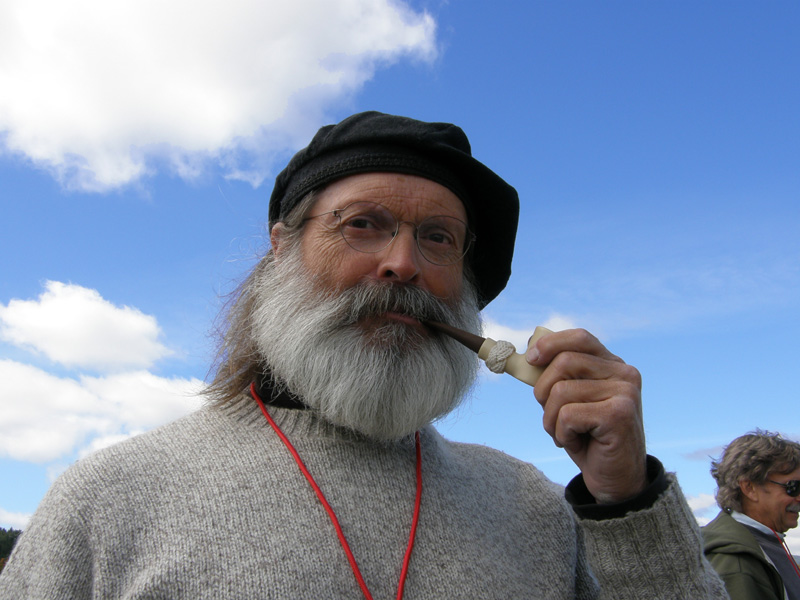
[1,0,799,550]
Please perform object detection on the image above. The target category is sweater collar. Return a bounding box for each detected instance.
[254,373,308,410]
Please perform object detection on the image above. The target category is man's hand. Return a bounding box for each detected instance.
[526,329,646,503]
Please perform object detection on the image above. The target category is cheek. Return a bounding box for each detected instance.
[426,265,464,301]
[301,227,340,266]
[301,235,372,286]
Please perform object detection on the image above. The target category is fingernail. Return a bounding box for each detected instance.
[526,346,540,363]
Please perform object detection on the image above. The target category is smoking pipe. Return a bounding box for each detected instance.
[425,321,553,387]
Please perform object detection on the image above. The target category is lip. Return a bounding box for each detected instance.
[383,311,423,328]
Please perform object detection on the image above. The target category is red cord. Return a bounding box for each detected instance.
[396,430,422,600]
[250,383,422,600]
[771,528,800,580]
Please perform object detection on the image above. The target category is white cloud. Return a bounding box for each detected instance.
[0,359,204,463]
[483,313,576,353]
[475,316,576,382]
[45,463,69,485]
[0,281,171,371]
[79,370,206,432]
[683,445,725,462]
[0,0,437,191]
[541,314,577,334]
[687,493,717,513]
[0,507,31,530]
[77,432,145,459]
[687,492,717,526]
[786,528,800,557]
[0,282,203,462]
[482,320,530,353]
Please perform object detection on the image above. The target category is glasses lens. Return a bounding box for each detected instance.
[338,202,396,253]
[785,480,800,496]
[334,202,472,266]
[417,216,471,265]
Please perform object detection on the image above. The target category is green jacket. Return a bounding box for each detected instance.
[702,510,786,600]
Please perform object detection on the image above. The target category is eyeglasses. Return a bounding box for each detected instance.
[768,479,800,497]
[303,201,475,266]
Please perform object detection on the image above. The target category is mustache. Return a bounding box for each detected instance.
[787,504,800,514]
[334,281,456,327]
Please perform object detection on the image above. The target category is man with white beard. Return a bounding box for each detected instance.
[0,112,727,599]
[245,244,481,441]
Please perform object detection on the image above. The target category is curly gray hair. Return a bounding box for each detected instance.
[711,429,800,512]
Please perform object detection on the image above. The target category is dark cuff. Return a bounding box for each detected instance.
[565,455,668,520]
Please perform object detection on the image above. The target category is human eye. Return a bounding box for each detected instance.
[341,211,384,232]
[339,203,393,238]
[419,217,463,248]
[343,215,377,229]
[420,227,456,247]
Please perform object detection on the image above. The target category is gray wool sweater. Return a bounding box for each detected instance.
[1,400,726,599]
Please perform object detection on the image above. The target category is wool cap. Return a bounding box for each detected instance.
[268,111,519,309]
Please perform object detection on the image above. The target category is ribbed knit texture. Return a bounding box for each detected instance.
[1,399,727,599]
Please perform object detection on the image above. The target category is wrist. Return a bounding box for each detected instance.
[565,456,668,520]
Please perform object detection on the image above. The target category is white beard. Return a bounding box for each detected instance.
[250,248,481,440]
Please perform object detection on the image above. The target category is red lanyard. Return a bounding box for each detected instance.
[770,528,800,580]
[250,383,422,600]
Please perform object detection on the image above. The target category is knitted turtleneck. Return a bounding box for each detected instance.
[1,395,726,599]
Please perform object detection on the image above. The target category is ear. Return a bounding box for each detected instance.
[739,479,760,503]
[270,223,288,257]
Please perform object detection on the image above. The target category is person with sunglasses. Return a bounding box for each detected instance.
[703,430,800,599]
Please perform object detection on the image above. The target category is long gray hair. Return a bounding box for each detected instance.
[204,191,321,406]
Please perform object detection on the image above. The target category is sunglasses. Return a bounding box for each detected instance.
[768,479,800,497]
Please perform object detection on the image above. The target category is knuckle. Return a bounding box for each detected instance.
[549,378,570,400]
[607,393,641,422]
[618,364,642,387]
[549,352,573,371]
[541,412,557,437]
[532,383,548,405]
[606,399,629,420]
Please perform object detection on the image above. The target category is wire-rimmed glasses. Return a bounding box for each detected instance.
[303,201,475,266]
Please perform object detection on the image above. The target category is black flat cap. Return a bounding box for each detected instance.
[269,111,519,309]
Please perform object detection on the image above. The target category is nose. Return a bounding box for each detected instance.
[376,223,421,283]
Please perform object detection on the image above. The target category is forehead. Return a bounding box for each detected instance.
[312,172,467,221]
[776,465,800,480]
